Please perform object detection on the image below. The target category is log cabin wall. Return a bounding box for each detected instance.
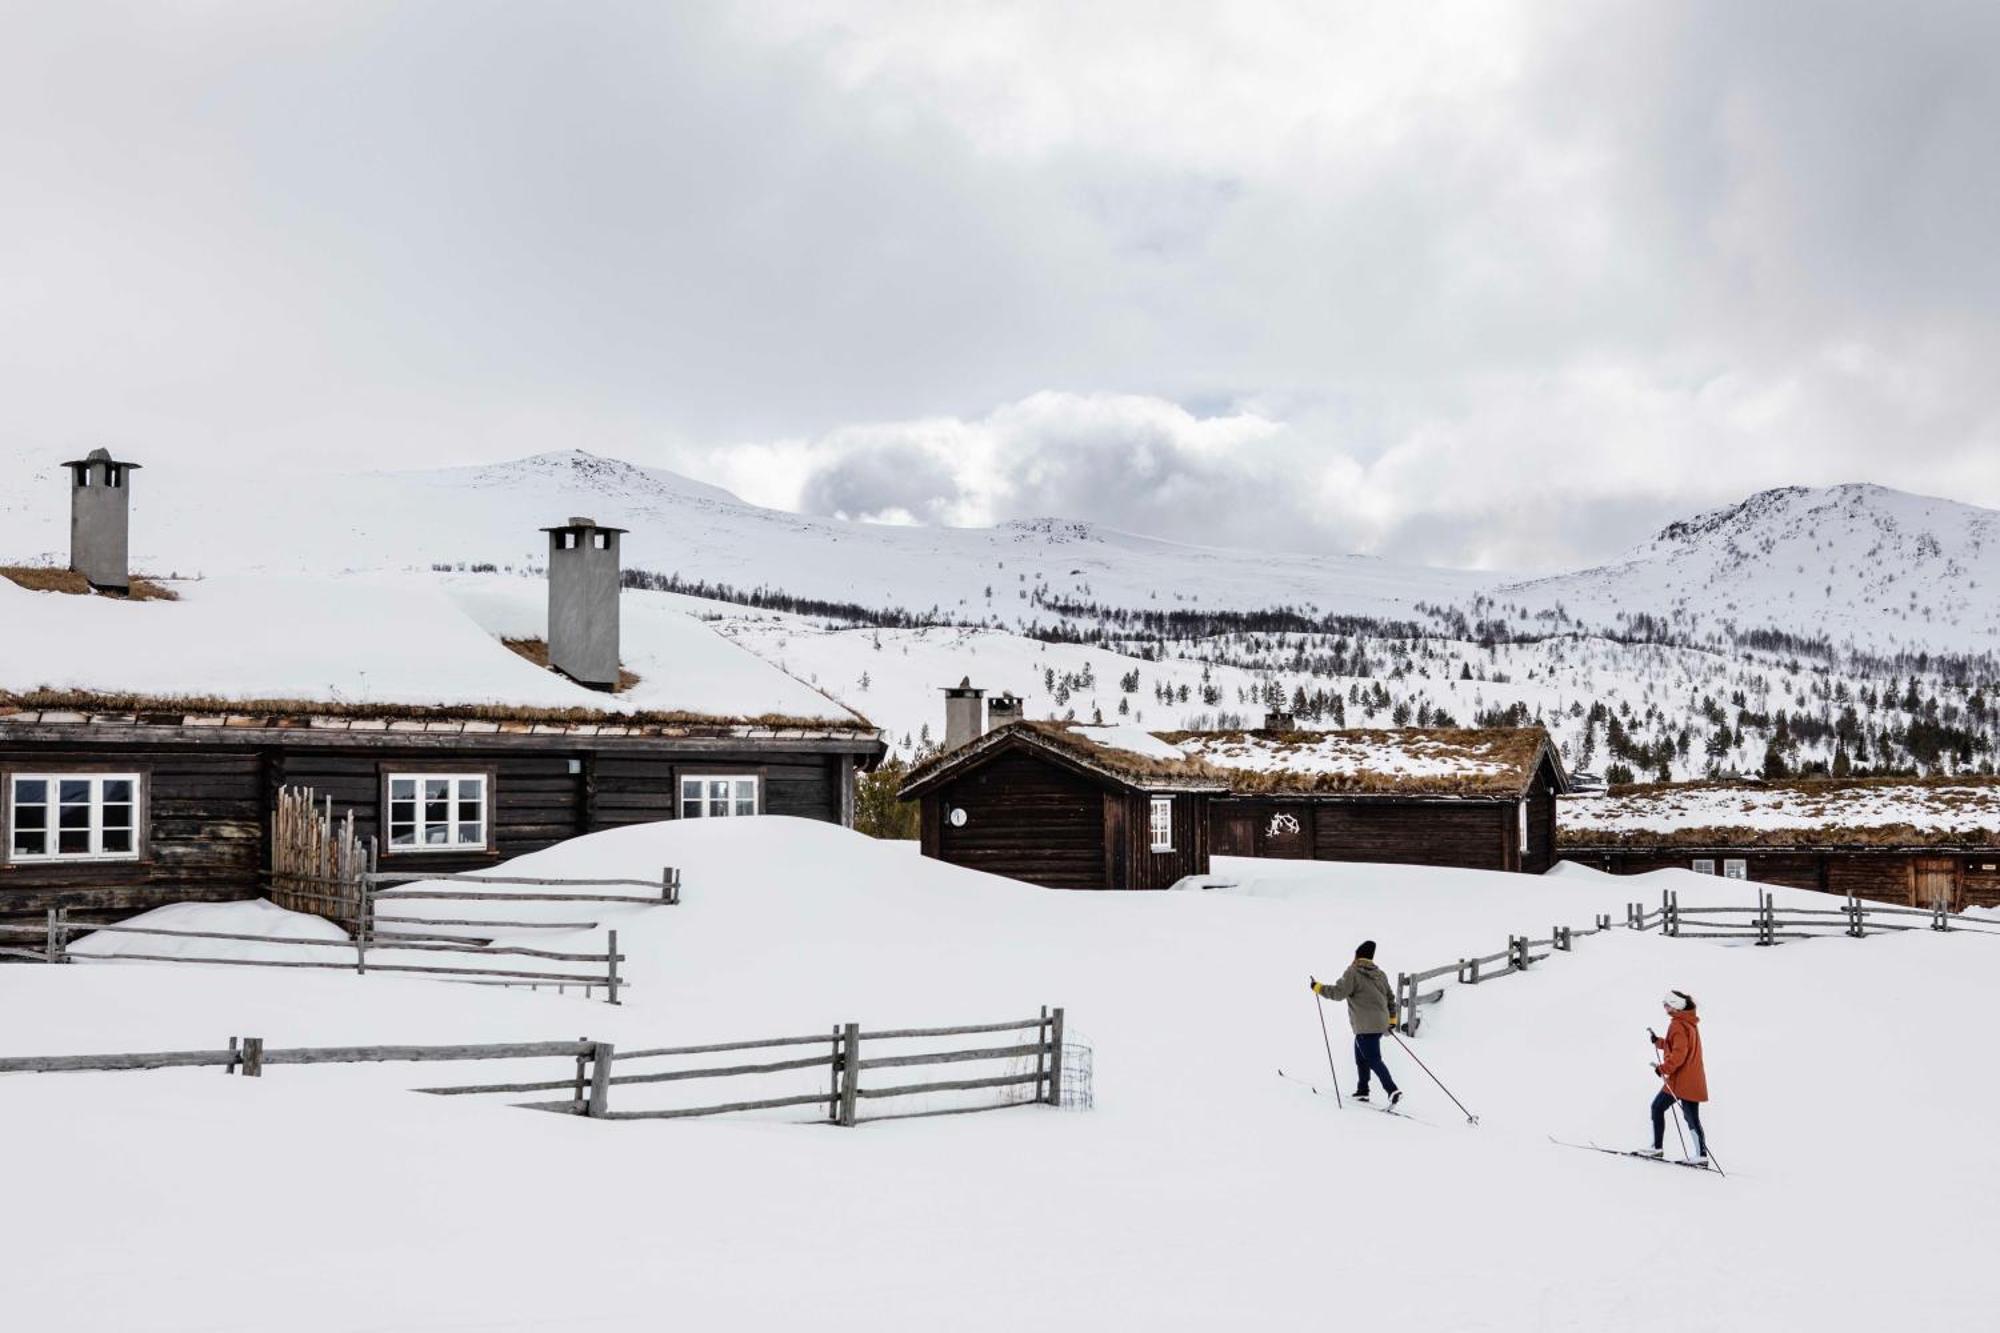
[1208,797,1518,872]
[1110,789,1208,891]
[0,731,873,923]
[1522,761,1560,874]
[926,751,1108,890]
[1569,849,2000,910]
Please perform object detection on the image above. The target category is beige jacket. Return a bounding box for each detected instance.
[1315,959,1396,1035]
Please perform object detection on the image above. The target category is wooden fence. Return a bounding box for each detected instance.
[0,1008,1069,1127]
[0,910,629,1003]
[1395,888,1999,1036]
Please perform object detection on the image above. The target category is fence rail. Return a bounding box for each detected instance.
[1393,888,1985,1036]
[0,910,628,1003]
[0,1011,1074,1129]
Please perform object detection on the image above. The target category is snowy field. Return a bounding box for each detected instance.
[4,821,1997,1331]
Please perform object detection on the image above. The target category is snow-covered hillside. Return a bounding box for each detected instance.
[6,819,1999,1330]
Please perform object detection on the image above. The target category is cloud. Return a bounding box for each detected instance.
[0,2,1995,572]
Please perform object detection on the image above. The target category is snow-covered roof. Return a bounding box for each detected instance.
[1558,779,2000,849]
[901,721,1561,799]
[0,573,872,731]
[1160,727,1564,797]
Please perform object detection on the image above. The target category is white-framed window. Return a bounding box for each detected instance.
[387,773,488,850]
[1691,859,1716,875]
[1149,796,1175,852]
[7,773,141,862]
[1723,858,1749,881]
[680,775,760,818]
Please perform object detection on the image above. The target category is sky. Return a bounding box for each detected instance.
[3,1,1997,573]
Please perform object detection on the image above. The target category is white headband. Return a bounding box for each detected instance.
[1663,991,1690,1010]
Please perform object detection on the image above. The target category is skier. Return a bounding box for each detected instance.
[1640,989,1709,1164]
[1310,940,1401,1106]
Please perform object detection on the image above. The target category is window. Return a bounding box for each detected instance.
[1518,801,1530,848]
[8,773,140,862]
[1723,859,1749,881]
[387,773,488,850]
[680,775,759,818]
[1149,796,1174,852]
[1691,859,1716,875]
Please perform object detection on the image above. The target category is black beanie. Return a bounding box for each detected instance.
[1356,940,1377,959]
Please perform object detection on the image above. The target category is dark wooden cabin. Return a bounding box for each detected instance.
[899,722,1224,891]
[1170,726,1569,874]
[1558,777,2000,911]
[0,568,883,924]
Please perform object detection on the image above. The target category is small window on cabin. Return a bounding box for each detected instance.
[6,773,141,862]
[1723,859,1748,881]
[679,775,759,818]
[1691,859,1716,875]
[1149,796,1174,852]
[386,773,487,850]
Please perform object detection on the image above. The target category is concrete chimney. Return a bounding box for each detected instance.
[541,516,626,691]
[987,692,1023,732]
[944,677,986,751]
[63,448,141,592]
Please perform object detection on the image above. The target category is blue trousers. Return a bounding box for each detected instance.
[1354,1033,1398,1095]
[1651,1090,1707,1155]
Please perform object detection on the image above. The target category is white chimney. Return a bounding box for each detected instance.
[944,677,986,750]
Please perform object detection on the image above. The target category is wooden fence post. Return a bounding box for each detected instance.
[1036,1005,1050,1103]
[1047,1007,1066,1108]
[241,1037,264,1078]
[606,931,621,1006]
[44,909,60,964]
[572,1037,589,1114]
[226,1036,240,1076]
[837,1023,861,1127]
[828,1026,844,1123]
[661,867,681,905]
[586,1042,615,1117]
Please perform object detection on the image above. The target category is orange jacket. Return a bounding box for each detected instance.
[1654,1011,1707,1102]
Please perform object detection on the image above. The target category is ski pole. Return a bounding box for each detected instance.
[1310,980,1344,1109]
[1388,1031,1478,1124]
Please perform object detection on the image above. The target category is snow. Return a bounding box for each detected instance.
[5,819,1999,1330]
[1173,728,1518,780]
[1564,781,2000,840]
[0,572,861,723]
[1065,722,1192,763]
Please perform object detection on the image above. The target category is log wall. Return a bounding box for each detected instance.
[930,752,1107,890]
[0,734,869,922]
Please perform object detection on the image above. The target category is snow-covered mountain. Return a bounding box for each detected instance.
[1501,483,2000,655]
[5,445,1997,779]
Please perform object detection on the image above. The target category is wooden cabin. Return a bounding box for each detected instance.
[898,714,1567,889]
[899,721,1225,891]
[1169,726,1570,874]
[1558,778,2000,911]
[0,566,883,923]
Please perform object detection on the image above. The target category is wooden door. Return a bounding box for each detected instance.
[1912,857,1960,912]
[1212,809,1257,857]
[1257,804,1311,859]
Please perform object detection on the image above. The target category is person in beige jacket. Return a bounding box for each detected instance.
[1310,940,1401,1105]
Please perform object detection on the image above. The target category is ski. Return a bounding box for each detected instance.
[1548,1137,1724,1176]
[1278,1069,1429,1123]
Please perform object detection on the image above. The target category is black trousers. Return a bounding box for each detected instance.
[1651,1090,1707,1154]
[1353,1033,1398,1095]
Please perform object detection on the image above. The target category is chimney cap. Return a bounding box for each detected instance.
[944,676,984,696]
[540,516,629,535]
[62,447,141,471]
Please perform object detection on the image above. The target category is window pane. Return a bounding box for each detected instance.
[391,798,416,827]
[13,825,47,856]
[59,828,90,854]
[14,803,46,831]
[425,778,450,801]
[425,797,450,825]
[102,779,133,804]
[101,804,134,831]
[424,823,449,845]
[59,779,90,806]
[391,779,416,801]
[680,797,702,818]
[390,824,416,847]
[59,801,90,830]
[14,778,46,805]
[101,828,133,854]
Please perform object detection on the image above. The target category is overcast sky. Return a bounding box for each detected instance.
[4,2,1997,571]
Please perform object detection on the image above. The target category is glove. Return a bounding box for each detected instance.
[1647,1028,1659,1043]
[1308,977,1320,996]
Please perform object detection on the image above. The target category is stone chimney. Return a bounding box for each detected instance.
[944,677,986,751]
[987,691,1023,732]
[63,448,141,592]
[541,516,627,690]
[1261,709,1296,734]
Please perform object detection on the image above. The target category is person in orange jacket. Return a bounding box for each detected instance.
[1640,989,1709,1163]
